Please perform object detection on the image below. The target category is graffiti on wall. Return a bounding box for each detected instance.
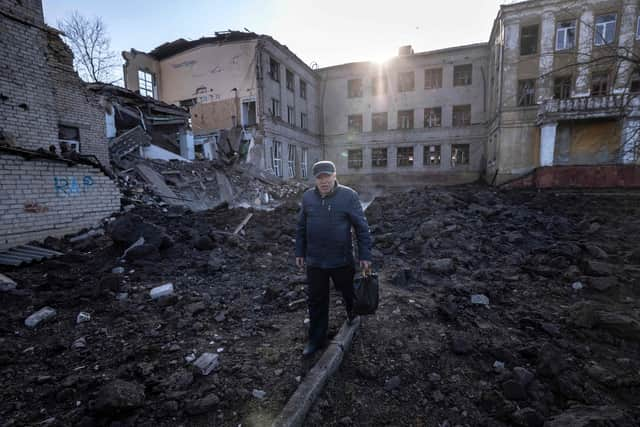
[54,176,95,196]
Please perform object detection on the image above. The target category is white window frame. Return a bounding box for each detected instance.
[287,144,297,177]
[636,16,640,40]
[594,14,616,46]
[556,20,576,51]
[301,148,308,178]
[272,141,282,177]
[138,70,155,98]
[300,112,308,130]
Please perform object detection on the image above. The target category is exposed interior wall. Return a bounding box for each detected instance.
[0,154,121,250]
[122,50,162,97]
[191,98,238,132]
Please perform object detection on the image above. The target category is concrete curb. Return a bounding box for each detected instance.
[271,317,361,427]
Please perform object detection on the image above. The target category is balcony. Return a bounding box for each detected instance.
[537,94,640,124]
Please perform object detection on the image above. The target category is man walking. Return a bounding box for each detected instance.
[295,160,372,357]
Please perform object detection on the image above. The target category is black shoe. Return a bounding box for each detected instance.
[302,342,319,358]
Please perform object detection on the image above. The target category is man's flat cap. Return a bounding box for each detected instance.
[312,160,336,177]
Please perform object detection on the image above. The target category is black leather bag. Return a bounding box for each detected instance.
[352,272,379,315]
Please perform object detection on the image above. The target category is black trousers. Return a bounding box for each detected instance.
[306,264,356,346]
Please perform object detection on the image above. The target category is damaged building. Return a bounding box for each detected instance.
[0,0,120,250]
[318,44,489,187]
[488,0,640,185]
[122,31,322,179]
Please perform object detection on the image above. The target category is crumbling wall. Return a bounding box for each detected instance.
[554,121,621,165]
[0,0,58,150]
[0,153,121,250]
[122,50,161,97]
[47,30,110,166]
[191,99,237,131]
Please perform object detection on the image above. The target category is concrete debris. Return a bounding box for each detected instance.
[69,229,104,243]
[149,283,174,300]
[111,267,125,274]
[470,294,490,305]
[24,307,57,328]
[76,312,91,324]
[192,352,219,375]
[0,273,17,292]
[252,389,266,400]
[572,281,584,290]
[71,337,87,350]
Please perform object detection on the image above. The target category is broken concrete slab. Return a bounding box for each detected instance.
[192,353,219,375]
[25,307,57,328]
[150,283,174,300]
[0,273,17,292]
[215,171,234,204]
[135,163,183,206]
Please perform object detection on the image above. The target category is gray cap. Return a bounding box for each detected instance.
[312,160,336,177]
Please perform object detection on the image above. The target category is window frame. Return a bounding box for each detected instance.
[138,70,155,98]
[272,140,282,177]
[348,149,363,169]
[300,80,307,99]
[517,79,537,107]
[371,112,388,132]
[520,24,539,56]
[286,69,295,92]
[371,76,388,95]
[397,71,415,92]
[453,64,473,86]
[397,109,414,129]
[397,146,414,167]
[591,71,610,96]
[452,105,472,127]
[424,68,443,89]
[287,144,297,177]
[554,75,573,99]
[58,125,81,153]
[348,114,363,133]
[300,112,308,129]
[594,14,617,46]
[556,20,577,51]
[269,58,280,82]
[423,144,441,166]
[287,106,295,126]
[301,148,308,179]
[271,98,281,118]
[347,78,363,98]
[424,107,442,128]
[451,144,470,167]
[371,147,388,168]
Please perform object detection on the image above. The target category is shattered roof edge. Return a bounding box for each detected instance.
[317,42,489,71]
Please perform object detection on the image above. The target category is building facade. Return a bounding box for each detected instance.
[318,44,488,187]
[488,0,640,184]
[122,32,322,180]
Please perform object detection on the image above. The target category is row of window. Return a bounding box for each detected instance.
[270,98,308,129]
[519,14,640,56]
[516,71,640,106]
[270,141,309,178]
[347,64,472,97]
[347,144,470,169]
[347,105,471,132]
[269,57,307,99]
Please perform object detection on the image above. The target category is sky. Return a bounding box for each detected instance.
[43,0,513,70]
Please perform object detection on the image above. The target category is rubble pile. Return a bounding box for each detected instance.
[1,186,639,426]
[113,156,306,212]
[312,188,640,426]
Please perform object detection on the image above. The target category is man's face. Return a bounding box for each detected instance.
[315,173,337,195]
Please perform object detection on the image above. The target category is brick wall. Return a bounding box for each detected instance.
[0,153,121,250]
[0,0,58,150]
[501,165,640,189]
[0,0,109,166]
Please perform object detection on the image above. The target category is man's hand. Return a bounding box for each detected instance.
[296,257,305,269]
[360,260,372,275]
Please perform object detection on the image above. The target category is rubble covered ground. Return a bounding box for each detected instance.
[1,183,640,426]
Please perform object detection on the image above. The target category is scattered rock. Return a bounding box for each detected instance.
[580,260,615,277]
[585,244,608,260]
[94,379,145,414]
[111,267,125,274]
[471,294,490,306]
[76,312,91,324]
[513,367,534,388]
[192,353,219,375]
[0,273,17,292]
[451,335,473,355]
[422,258,455,274]
[384,376,401,391]
[185,393,220,415]
[150,283,174,300]
[502,379,527,400]
[25,307,57,328]
[544,405,629,427]
[194,236,215,251]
